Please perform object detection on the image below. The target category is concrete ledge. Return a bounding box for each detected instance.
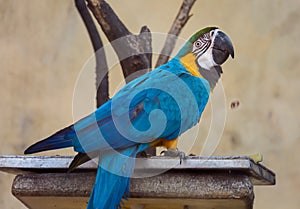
[0,155,275,185]
[0,155,275,209]
[12,172,253,209]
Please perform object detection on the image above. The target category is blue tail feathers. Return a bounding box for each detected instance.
[88,167,131,209]
[87,144,149,209]
[24,125,75,154]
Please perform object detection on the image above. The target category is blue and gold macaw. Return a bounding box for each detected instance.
[24,27,234,209]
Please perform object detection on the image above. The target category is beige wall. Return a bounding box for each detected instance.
[1,0,300,208]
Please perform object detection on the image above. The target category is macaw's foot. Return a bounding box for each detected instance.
[161,148,186,164]
[248,153,263,163]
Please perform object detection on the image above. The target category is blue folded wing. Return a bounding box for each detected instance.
[73,59,210,154]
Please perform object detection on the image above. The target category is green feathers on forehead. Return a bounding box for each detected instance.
[188,26,218,43]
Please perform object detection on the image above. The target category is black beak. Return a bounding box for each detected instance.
[212,31,234,65]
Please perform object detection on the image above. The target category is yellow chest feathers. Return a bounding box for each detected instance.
[180,53,203,78]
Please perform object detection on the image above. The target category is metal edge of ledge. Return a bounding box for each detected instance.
[0,155,275,185]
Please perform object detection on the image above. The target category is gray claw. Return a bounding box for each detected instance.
[178,151,186,164]
[161,148,186,164]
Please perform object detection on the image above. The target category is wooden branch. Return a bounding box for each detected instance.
[86,0,152,82]
[75,0,109,108]
[84,0,155,156]
[155,0,196,67]
[73,0,109,168]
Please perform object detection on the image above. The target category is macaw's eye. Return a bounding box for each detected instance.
[210,30,215,37]
[195,41,202,48]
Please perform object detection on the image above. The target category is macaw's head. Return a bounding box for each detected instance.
[177,27,234,89]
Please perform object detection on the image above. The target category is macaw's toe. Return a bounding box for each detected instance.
[161,148,186,164]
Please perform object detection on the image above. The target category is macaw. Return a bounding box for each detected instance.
[24,27,234,209]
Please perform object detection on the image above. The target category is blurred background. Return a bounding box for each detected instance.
[1,0,300,208]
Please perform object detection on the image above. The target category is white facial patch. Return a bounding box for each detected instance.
[196,47,217,70]
[195,29,220,70]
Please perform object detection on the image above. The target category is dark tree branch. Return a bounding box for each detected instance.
[86,0,152,82]
[75,0,103,56]
[72,0,109,169]
[75,0,109,108]
[155,0,196,67]
[85,0,154,157]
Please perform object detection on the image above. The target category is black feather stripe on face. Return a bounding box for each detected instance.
[176,27,218,58]
[193,32,212,57]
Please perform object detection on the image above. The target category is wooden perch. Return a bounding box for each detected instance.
[75,0,109,107]
[156,0,196,67]
[86,0,152,82]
